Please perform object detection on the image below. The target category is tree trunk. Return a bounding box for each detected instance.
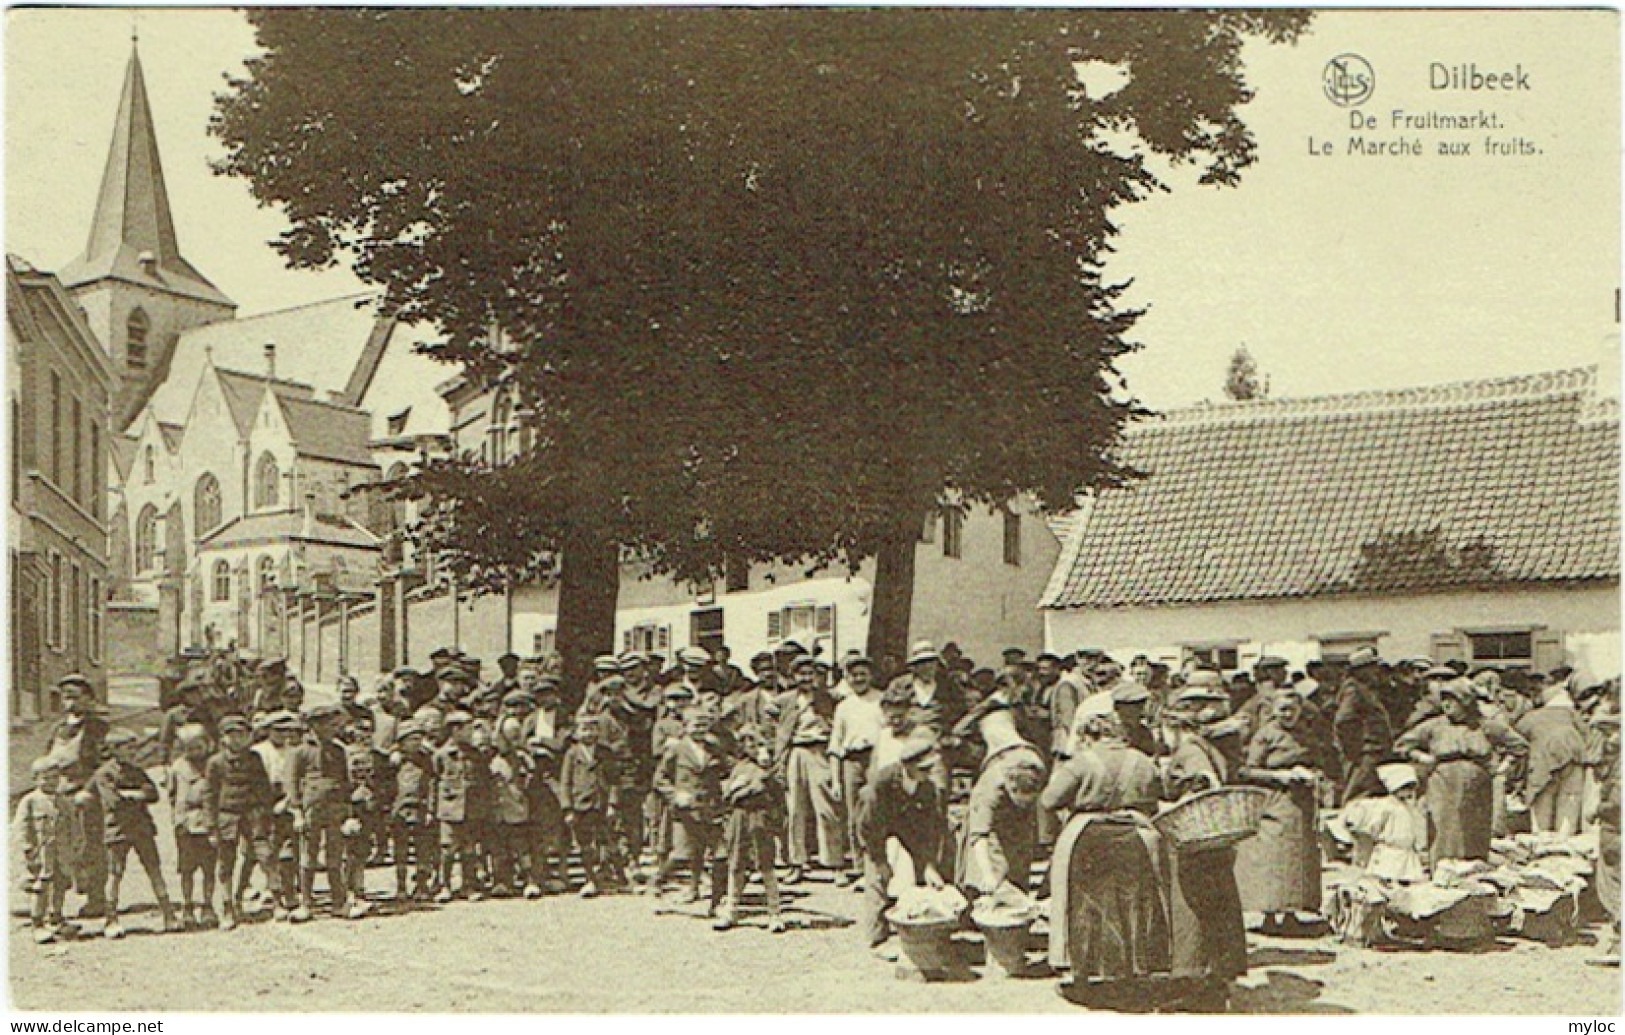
[555,520,620,714]
[866,510,919,678]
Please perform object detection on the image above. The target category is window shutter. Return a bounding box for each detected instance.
[622,629,632,652]
[1532,630,1565,674]
[768,610,783,641]
[658,625,671,651]
[816,605,834,635]
[1430,631,1468,665]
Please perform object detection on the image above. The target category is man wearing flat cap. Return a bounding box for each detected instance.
[45,675,111,917]
[251,658,288,715]
[856,730,948,956]
[489,653,523,703]
[1333,647,1395,804]
[775,653,847,883]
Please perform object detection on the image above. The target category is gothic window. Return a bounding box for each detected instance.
[257,554,276,593]
[212,560,231,602]
[194,473,222,534]
[126,309,150,370]
[255,453,280,509]
[143,445,155,485]
[135,504,158,573]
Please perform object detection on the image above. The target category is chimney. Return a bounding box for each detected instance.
[264,343,277,380]
[302,491,316,538]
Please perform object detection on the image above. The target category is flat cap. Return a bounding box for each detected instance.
[1346,646,1381,669]
[678,647,711,666]
[304,704,341,722]
[444,710,474,727]
[218,715,250,734]
[592,655,621,673]
[1111,680,1150,704]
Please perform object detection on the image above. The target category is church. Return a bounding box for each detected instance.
[51,42,451,679]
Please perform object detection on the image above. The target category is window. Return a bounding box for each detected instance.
[767,602,836,656]
[691,607,725,655]
[1184,643,1240,672]
[135,505,158,573]
[50,373,61,485]
[126,309,150,369]
[70,562,81,661]
[942,506,964,559]
[533,629,556,656]
[725,557,749,594]
[212,560,232,602]
[194,473,222,534]
[623,622,671,655]
[71,397,82,503]
[143,445,154,485]
[387,409,410,436]
[491,391,513,464]
[1003,507,1021,566]
[255,453,280,509]
[47,551,62,650]
[1468,630,1534,665]
[10,398,19,504]
[87,576,102,663]
[257,554,276,593]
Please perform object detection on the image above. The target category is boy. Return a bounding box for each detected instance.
[524,679,570,895]
[488,720,534,896]
[207,713,274,930]
[345,712,394,896]
[715,725,785,933]
[648,707,727,909]
[94,728,180,937]
[14,757,70,942]
[288,705,365,921]
[560,715,618,897]
[254,710,303,918]
[434,711,491,902]
[168,724,218,928]
[388,720,438,900]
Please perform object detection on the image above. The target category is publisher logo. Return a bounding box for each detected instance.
[1324,53,1375,107]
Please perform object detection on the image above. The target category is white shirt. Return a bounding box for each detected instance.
[829,692,883,759]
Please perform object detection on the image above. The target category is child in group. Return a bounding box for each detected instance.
[14,757,70,942]
[167,724,218,929]
[389,720,438,900]
[1343,762,1431,883]
[715,724,786,933]
[207,713,274,930]
[560,715,619,898]
[648,706,727,909]
[289,705,365,921]
[345,712,394,901]
[434,711,491,902]
[254,710,304,919]
[94,728,180,937]
[524,680,570,896]
[488,716,535,896]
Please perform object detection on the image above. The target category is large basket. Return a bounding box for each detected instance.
[889,917,965,975]
[1153,786,1269,852]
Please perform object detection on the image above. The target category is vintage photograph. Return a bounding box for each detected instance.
[5,6,1620,1015]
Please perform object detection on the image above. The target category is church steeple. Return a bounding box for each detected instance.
[60,40,231,307]
[62,39,236,432]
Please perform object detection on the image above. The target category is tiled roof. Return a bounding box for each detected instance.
[1042,367,1620,610]
[146,293,385,425]
[215,368,313,437]
[199,509,381,551]
[275,394,377,467]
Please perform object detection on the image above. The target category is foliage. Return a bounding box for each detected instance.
[1224,345,1270,402]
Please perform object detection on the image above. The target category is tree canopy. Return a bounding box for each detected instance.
[213,9,1309,669]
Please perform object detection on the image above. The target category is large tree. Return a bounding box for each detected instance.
[213,9,1308,682]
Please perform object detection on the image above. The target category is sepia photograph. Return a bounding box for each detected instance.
[4,5,1620,1016]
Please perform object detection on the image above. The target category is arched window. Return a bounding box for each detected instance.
[126,309,150,370]
[255,453,280,509]
[194,473,222,534]
[257,554,276,593]
[143,445,155,485]
[211,560,231,602]
[491,390,513,464]
[135,505,158,573]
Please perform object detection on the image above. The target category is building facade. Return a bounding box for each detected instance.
[1042,368,1621,686]
[7,257,114,717]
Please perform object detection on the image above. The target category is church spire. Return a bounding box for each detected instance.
[60,40,232,307]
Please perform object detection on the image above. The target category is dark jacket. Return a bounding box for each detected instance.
[559,742,618,813]
[206,747,273,820]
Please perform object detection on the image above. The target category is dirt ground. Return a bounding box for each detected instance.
[9,773,1623,1014]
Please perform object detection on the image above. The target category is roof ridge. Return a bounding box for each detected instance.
[214,366,317,393]
[212,291,382,327]
[1146,366,1599,430]
[277,391,370,417]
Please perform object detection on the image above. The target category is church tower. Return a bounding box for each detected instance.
[60,39,235,432]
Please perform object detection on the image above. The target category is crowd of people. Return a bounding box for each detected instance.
[14,636,1622,1010]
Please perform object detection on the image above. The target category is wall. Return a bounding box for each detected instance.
[1044,582,1621,683]
[107,601,162,676]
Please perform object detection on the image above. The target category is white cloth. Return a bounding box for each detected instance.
[829,692,883,758]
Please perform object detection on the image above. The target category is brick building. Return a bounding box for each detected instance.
[7,257,114,718]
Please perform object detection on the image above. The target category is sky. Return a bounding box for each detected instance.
[5,8,1619,411]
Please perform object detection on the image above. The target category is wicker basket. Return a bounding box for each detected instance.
[888,916,965,976]
[1153,786,1269,852]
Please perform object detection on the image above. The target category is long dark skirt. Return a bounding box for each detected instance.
[1426,760,1493,865]
[1167,845,1248,982]
[1065,819,1171,982]
[1235,785,1320,914]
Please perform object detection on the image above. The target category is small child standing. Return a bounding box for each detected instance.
[288,705,363,921]
[254,711,304,919]
[94,728,180,937]
[1344,762,1430,883]
[389,721,438,900]
[168,724,218,928]
[648,707,727,910]
[560,716,618,897]
[488,722,535,896]
[14,758,70,942]
[715,724,785,932]
[434,711,491,902]
[206,714,274,930]
[345,714,393,903]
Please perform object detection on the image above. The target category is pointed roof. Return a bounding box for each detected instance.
[58,44,232,307]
